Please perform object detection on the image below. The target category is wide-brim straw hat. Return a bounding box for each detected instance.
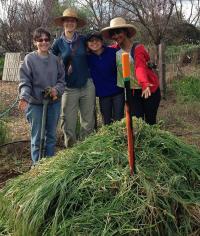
[101,17,137,39]
[54,8,86,28]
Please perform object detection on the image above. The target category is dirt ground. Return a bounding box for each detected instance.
[0,79,200,188]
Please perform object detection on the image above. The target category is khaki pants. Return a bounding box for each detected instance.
[61,79,95,147]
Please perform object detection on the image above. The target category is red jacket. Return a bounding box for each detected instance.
[134,44,159,93]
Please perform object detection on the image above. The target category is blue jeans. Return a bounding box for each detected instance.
[26,101,61,164]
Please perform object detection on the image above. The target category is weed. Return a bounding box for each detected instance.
[173,76,200,102]
[0,120,8,145]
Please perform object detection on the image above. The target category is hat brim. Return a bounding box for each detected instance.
[101,24,137,39]
[54,16,86,28]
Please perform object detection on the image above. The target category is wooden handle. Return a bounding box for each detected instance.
[122,52,131,78]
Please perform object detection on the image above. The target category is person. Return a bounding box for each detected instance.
[86,32,124,125]
[18,27,65,165]
[101,17,161,125]
[52,8,95,147]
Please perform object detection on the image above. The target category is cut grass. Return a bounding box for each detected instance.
[0,119,199,236]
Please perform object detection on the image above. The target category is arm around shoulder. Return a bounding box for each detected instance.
[51,38,60,56]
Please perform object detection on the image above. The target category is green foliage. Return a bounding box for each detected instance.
[166,44,199,55]
[173,76,200,102]
[0,57,4,67]
[0,218,8,235]
[0,119,200,236]
[166,22,200,45]
[165,44,200,63]
[0,57,4,79]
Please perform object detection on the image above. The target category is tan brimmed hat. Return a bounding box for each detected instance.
[101,17,137,39]
[54,8,86,28]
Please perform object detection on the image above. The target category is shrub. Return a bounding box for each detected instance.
[173,76,200,102]
[165,44,200,64]
[0,57,4,80]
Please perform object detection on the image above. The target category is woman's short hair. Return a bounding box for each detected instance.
[33,28,51,41]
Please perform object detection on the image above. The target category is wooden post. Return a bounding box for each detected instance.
[158,43,166,99]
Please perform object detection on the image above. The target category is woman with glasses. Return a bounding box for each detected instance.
[18,27,65,165]
[52,8,96,148]
[101,17,161,125]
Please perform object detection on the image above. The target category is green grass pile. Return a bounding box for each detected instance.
[0,119,200,236]
[173,76,200,102]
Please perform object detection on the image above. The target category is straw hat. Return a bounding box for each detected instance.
[54,8,86,28]
[101,17,137,39]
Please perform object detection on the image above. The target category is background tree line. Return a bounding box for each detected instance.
[0,0,199,53]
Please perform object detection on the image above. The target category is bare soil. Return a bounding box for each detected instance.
[0,79,200,188]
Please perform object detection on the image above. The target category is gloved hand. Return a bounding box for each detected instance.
[18,99,28,112]
[50,87,58,100]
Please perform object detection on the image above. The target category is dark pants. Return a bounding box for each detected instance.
[131,88,161,125]
[99,92,125,125]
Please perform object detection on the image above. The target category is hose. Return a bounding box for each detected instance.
[0,96,19,119]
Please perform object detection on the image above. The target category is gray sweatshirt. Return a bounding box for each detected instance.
[19,51,65,104]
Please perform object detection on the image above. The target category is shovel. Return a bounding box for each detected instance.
[38,87,57,161]
[122,52,135,175]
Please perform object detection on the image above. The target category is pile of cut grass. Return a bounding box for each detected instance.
[0,119,200,236]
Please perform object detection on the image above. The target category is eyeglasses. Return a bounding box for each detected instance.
[36,38,50,43]
[109,29,124,37]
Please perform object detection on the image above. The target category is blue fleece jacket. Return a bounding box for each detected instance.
[87,47,123,97]
[52,34,90,88]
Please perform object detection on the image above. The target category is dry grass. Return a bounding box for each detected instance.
[0,142,31,188]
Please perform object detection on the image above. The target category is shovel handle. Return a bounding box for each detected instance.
[122,53,131,78]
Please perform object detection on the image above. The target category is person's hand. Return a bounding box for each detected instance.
[50,87,58,100]
[141,86,151,99]
[18,99,28,112]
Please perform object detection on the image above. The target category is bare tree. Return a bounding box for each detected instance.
[175,0,200,26]
[0,0,53,52]
[41,0,54,27]
[113,0,176,46]
[76,0,123,30]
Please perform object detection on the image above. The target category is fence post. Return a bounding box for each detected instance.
[158,42,166,99]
